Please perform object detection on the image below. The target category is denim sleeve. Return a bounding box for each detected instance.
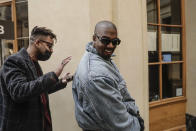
[118,80,139,115]
[86,76,141,131]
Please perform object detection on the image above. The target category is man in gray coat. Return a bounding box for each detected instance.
[72,21,144,131]
[0,26,72,131]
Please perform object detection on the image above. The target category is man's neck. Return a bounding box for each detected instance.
[27,46,38,62]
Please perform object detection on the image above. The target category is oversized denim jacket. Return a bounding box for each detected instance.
[72,42,141,131]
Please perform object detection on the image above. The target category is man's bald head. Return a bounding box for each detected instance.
[92,20,119,60]
[94,21,117,35]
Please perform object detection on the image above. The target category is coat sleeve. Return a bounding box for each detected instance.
[48,80,67,94]
[86,76,141,131]
[2,57,60,103]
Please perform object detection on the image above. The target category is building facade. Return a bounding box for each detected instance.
[0,0,195,130]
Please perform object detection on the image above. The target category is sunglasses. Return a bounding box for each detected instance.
[39,40,54,49]
[95,34,121,46]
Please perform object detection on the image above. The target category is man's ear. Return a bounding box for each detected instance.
[34,39,40,47]
[93,35,96,42]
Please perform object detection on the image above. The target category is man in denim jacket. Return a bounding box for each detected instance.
[72,21,143,131]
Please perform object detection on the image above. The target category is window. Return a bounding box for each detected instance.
[0,3,12,65]
[147,0,185,103]
[0,0,29,66]
[16,0,29,50]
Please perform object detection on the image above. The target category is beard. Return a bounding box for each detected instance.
[37,50,52,61]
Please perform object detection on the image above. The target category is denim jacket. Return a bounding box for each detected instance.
[72,42,141,131]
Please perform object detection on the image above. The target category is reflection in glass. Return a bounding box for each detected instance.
[16,0,29,50]
[161,27,182,61]
[0,4,13,66]
[16,1,29,38]
[147,0,158,23]
[148,25,159,62]
[0,5,11,21]
[149,65,160,102]
[0,40,14,66]
[160,0,181,25]
[17,39,29,50]
[162,63,182,98]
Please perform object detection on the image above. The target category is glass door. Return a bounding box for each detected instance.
[0,2,14,65]
[147,0,185,103]
[147,0,186,130]
[0,0,29,66]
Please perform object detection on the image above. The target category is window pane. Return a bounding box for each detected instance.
[161,27,182,62]
[160,0,181,25]
[162,63,182,99]
[148,25,159,62]
[16,1,29,38]
[0,5,11,21]
[0,40,14,66]
[149,65,160,102]
[17,38,29,50]
[147,0,158,23]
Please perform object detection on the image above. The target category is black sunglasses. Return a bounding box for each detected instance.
[95,34,121,46]
[39,40,54,49]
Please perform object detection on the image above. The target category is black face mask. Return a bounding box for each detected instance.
[37,50,52,61]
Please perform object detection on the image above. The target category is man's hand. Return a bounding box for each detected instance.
[61,73,73,84]
[54,56,71,77]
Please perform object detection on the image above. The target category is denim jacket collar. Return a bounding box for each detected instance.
[86,42,97,55]
[86,42,114,60]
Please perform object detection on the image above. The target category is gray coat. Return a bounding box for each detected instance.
[0,48,66,131]
[72,42,141,131]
